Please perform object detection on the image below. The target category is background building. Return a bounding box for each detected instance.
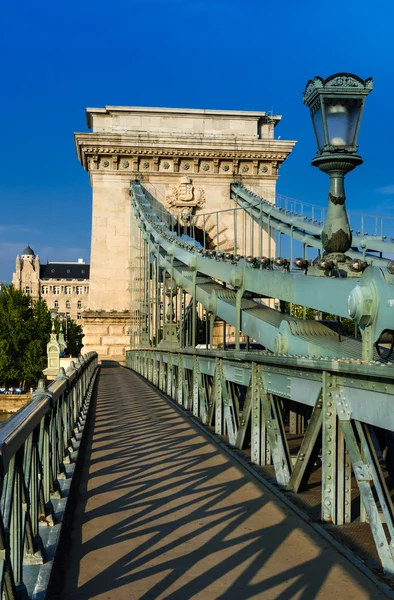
[12,245,90,323]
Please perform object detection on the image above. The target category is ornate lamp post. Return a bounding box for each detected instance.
[303,73,373,261]
[49,309,58,340]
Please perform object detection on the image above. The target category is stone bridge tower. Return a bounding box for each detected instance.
[75,106,296,362]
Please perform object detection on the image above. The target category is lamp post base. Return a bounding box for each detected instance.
[312,153,363,256]
[323,252,350,264]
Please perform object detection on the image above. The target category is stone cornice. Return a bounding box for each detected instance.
[75,133,296,171]
[82,310,130,323]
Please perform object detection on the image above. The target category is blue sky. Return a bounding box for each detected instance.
[1,0,394,281]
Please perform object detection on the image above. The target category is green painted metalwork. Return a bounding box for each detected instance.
[127,347,394,575]
[130,181,394,361]
[303,73,373,258]
[125,77,394,577]
[0,353,98,598]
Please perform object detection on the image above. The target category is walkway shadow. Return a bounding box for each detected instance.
[100,360,121,368]
[47,368,382,600]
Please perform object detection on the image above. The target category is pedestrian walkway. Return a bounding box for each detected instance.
[48,366,387,599]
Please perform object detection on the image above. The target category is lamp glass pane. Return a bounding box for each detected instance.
[326,102,360,147]
[311,107,325,151]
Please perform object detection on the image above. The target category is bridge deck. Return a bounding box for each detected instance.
[48,366,386,599]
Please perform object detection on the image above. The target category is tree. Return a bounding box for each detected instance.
[0,286,53,387]
[63,319,84,357]
[0,340,17,383]
[22,340,47,387]
[0,286,32,381]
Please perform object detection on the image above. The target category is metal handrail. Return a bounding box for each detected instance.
[0,352,98,598]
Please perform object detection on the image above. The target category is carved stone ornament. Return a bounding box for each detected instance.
[165,176,206,224]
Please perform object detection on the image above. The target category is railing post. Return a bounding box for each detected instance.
[214,359,223,435]
[322,371,337,523]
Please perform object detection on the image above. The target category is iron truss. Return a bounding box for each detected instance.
[128,180,394,578]
[128,348,394,577]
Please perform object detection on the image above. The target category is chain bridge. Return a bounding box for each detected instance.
[1,177,394,598]
[4,77,394,597]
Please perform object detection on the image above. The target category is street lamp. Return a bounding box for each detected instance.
[303,73,373,261]
[49,308,58,333]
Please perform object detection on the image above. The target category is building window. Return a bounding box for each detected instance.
[24,286,31,294]
[65,286,72,295]
[54,301,59,308]
[41,286,49,294]
[77,313,82,320]
[54,286,61,295]
[76,286,83,295]
[66,300,70,309]
[77,300,82,309]
[66,312,71,319]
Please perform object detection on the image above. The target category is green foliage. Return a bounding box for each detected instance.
[65,321,84,357]
[22,340,47,386]
[53,318,83,357]
[0,340,17,383]
[0,284,84,388]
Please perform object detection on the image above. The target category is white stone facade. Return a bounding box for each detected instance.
[75,106,297,362]
[12,247,89,324]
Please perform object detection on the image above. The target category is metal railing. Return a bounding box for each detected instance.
[136,182,394,265]
[128,347,394,577]
[245,183,394,246]
[0,352,98,598]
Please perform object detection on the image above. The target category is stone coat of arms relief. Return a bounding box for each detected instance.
[165,176,206,224]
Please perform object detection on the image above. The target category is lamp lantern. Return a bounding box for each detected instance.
[303,73,373,260]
